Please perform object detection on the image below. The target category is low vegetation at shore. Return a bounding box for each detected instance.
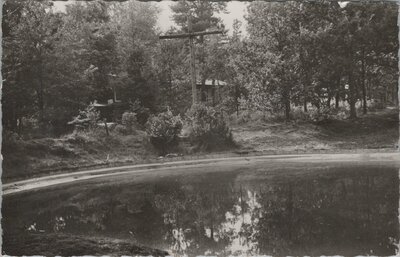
[3,106,398,182]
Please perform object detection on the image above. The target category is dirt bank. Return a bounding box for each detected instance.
[4,152,400,196]
[3,231,169,256]
[232,108,399,152]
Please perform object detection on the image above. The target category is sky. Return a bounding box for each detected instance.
[52,1,248,35]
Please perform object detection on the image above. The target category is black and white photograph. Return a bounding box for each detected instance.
[2,0,400,256]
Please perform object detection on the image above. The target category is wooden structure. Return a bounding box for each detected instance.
[159,16,223,106]
[196,79,227,105]
[93,99,127,122]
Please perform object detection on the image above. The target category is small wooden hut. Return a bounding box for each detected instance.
[93,99,127,122]
[196,79,227,105]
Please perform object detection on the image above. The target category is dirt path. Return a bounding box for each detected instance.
[4,152,400,196]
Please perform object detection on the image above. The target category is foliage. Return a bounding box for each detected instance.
[145,110,183,155]
[2,0,161,136]
[185,104,234,151]
[68,104,100,130]
[240,1,398,120]
[121,111,138,134]
[171,0,226,33]
[2,0,398,143]
[128,100,151,125]
[291,106,350,123]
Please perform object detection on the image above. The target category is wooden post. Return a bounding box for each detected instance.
[159,16,223,107]
[188,16,197,105]
[103,119,109,136]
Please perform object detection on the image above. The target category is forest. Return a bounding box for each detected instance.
[2,0,399,180]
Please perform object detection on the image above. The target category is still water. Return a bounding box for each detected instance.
[3,160,399,256]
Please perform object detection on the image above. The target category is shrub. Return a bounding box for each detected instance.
[236,110,252,124]
[114,124,128,135]
[185,104,235,151]
[368,99,386,111]
[21,116,40,131]
[145,110,183,155]
[129,100,151,125]
[291,107,311,122]
[64,125,106,145]
[3,130,21,153]
[68,104,100,130]
[121,112,138,134]
[18,116,42,139]
[307,106,349,122]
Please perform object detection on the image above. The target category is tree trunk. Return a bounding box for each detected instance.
[347,31,356,119]
[37,88,44,121]
[284,91,291,120]
[104,119,109,136]
[303,98,308,113]
[348,72,357,119]
[235,84,240,116]
[302,78,308,112]
[17,117,23,136]
[37,52,45,125]
[361,48,367,114]
[285,101,290,120]
[396,79,399,106]
[335,76,341,109]
[384,84,388,106]
[367,75,372,100]
[299,22,308,114]
[335,92,340,109]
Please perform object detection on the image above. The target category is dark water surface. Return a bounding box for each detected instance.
[3,160,399,256]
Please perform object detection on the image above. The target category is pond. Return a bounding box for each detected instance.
[2,158,399,256]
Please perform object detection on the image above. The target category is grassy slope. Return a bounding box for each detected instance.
[2,130,157,182]
[2,108,398,182]
[232,108,399,153]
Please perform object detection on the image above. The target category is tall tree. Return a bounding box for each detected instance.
[2,0,60,131]
[246,1,302,119]
[170,0,227,104]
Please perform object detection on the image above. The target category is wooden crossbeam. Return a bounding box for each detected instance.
[159,29,223,106]
[159,30,224,40]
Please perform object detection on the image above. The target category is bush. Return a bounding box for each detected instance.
[68,104,100,130]
[21,116,40,131]
[185,104,235,151]
[291,107,311,121]
[121,112,138,134]
[3,130,22,153]
[129,100,151,125]
[145,110,183,155]
[113,124,129,135]
[18,116,42,139]
[368,99,386,111]
[236,110,252,124]
[307,106,349,122]
[64,125,106,145]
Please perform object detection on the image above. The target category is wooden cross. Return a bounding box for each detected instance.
[159,17,223,106]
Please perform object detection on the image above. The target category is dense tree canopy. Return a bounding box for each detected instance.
[2,0,398,137]
[242,1,398,119]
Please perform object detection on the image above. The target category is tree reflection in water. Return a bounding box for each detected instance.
[3,164,399,256]
[217,189,262,255]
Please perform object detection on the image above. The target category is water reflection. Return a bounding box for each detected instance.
[3,163,399,256]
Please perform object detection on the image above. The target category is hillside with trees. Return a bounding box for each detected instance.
[2,0,398,181]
